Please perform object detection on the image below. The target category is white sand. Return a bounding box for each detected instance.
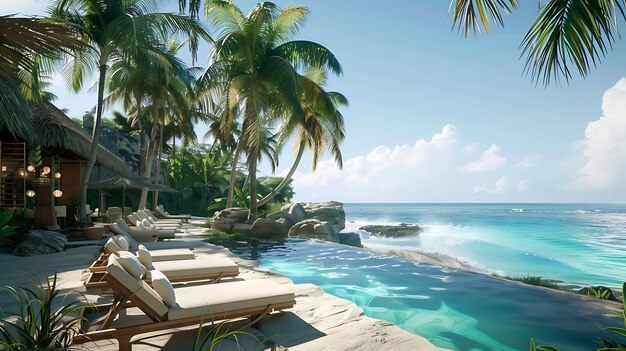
[0,222,447,351]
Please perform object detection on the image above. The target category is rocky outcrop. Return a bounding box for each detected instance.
[12,230,67,256]
[288,219,339,242]
[212,207,249,233]
[301,201,345,232]
[359,223,422,238]
[211,202,362,247]
[250,218,289,239]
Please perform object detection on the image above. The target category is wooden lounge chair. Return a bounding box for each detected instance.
[86,240,239,289]
[117,218,177,240]
[88,237,195,273]
[137,210,183,227]
[156,205,191,222]
[74,255,295,351]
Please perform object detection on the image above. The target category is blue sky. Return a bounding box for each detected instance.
[5,1,626,203]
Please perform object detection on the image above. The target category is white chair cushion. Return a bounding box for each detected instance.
[137,245,153,269]
[136,220,147,230]
[105,238,121,254]
[114,235,130,251]
[117,251,146,279]
[142,218,152,228]
[151,270,176,308]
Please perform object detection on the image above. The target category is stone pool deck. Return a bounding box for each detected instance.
[0,221,446,351]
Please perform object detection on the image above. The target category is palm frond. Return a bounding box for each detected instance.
[449,0,518,36]
[521,0,625,85]
[272,40,343,76]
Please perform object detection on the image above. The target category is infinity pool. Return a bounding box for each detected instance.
[231,239,621,351]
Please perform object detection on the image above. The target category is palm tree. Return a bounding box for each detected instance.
[50,0,209,227]
[258,67,347,207]
[0,16,82,143]
[449,0,625,85]
[201,0,342,222]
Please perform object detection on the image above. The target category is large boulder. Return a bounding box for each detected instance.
[231,223,252,234]
[212,207,249,233]
[359,223,422,238]
[250,218,289,239]
[288,203,306,223]
[288,219,339,242]
[337,232,362,248]
[301,201,345,232]
[13,230,67,256]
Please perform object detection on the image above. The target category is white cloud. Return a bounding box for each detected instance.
[570,78,626,189]
[462,142,479,153]
[472,176,508,194]
[515,153,543,168]
[517,180,529,192]
[291,124,459,201]
[458,144,507,173]
[1,0,49,16]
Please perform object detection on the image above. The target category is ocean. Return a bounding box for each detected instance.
[344,203,626,287]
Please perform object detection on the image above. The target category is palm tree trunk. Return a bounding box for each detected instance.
[226,139,243,208]
[153,124,164,210]
[247,155,258,223]
[258,140,305,207]
[78,63,107,228]
[139,112,160,208]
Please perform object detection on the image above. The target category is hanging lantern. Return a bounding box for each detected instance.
[53,190,63,198]
[26,190,36,197]
[54,172,61,179]
[42,166,51,175]
[26,165,35,173]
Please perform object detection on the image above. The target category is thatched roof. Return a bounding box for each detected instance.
[30,102,132,176]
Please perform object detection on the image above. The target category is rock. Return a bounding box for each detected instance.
[212,207,250,233]
[301,201,345,232]
[281,203,293,212]
[337,232,362,248]
[250,218,289,239]
[12,230,67,256]
[231,223,252,234]
[289,219,339,242]
[288,203,306,223]
[359,223,423,238]
[578,286,617,301]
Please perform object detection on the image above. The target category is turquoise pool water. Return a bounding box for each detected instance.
[345,203,626,287]
[232,239,621,351]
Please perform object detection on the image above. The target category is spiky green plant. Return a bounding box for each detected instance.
[0,273,90,350]
[192,318,273,351]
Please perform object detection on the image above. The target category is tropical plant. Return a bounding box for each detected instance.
[258,66,347,207]
[0,208,29,247]
[192,318,271,351]
[530,283,626,350]
[50,0,210,227]
[0,15,82,144]
[449,0,626,85]
[200,0,342,222]
[0,272,90,350]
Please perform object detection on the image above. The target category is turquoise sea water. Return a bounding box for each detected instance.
[229,203,626,351]
[346,203,626,287]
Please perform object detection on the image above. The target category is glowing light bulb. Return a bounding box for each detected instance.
[53,190,63,198]
[26,165,35,173]
[42,166,51,175]
[1,166,6,172]
[18,169,25,177]
[54,172,61,179]
[26,190,36,197]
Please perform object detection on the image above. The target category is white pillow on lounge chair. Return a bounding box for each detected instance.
[151,270,176,307]
[105,238,122,254]
[114,235,130,251]
[142,218,153,229]
[137,220,147,230]
[137,245,153,269]
[117,251,146,279]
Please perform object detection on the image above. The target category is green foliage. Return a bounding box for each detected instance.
[27,146,42,168]
[261,201,285,217]
[584,286,614,300]
[207,186,262,214]
[258,177,294,204]
[0,273,90,350]
[492,274,561,290]
[204,230,250,246]
[531,283,626,350]
[0,208,29,247]
[192,317,271,351]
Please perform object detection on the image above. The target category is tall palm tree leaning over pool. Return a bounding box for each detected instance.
[200,0,343,222]
[258,67,347,207]
[50,0,210,228]
[449,0,626,85]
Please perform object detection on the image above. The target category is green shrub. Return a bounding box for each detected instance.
[0,208,30,247]
[0,272,90,350]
